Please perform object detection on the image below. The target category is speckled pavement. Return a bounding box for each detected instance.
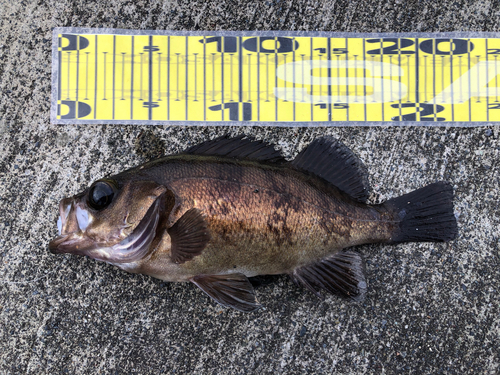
[1,1,499,374]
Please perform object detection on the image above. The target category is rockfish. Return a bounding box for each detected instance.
[49,136,457,312]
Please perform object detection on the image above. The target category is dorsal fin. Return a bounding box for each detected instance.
[184,135,285,163]
[291,137,371,203]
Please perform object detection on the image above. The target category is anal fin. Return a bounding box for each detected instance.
[291,251,367,301]
[190,273,261,312]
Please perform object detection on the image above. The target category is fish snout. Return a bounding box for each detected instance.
[48,234,71,254]
[50,197,91,255]
[48,232,96,255]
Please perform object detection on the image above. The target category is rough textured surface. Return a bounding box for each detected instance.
[1,0,499,374]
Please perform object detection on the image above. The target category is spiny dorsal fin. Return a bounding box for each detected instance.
[291,137,371,203]
[291,251,367,301]
[184,135,285,163]
[168,208,211,264]
[190,273,261,312]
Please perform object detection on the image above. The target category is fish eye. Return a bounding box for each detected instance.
[88,180,116,210]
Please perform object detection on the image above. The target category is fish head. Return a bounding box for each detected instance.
[49,178,167,264]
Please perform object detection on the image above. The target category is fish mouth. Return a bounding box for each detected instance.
[49,194,162,264]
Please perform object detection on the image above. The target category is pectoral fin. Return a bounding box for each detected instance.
[190,273,261,312]
[291,251,367,301]
[168,208,211,264]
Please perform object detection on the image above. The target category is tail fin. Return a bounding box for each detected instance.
[386,182,458,243]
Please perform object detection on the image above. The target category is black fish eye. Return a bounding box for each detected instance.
[88,181,115,210]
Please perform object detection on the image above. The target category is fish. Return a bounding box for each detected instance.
[49,135,458,312]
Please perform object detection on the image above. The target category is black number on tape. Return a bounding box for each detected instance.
[334,103,349,109]
[315,103,349,109]
[201,37,237,53]
[243,37,298,53]
[143,102,159,109]
[366,38,474,56]
[332,48,348,54]
[209,102,252,121]
[391,103,445,121]
[366,38,415,55]
[144,46,160,52]
[419,39,473,55]
[60,34,89,51]
[58,101,92,119]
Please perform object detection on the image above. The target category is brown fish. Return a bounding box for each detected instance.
[49,136,457,312]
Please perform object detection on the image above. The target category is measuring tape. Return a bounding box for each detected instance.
[52,28,500,126]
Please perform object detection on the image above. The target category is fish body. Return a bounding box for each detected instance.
[49,136,457,312]
[123,154,391,280]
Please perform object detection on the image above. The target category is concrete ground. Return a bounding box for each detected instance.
[1,0,499,374]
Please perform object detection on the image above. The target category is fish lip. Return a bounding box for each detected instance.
[49,234,71,254]
[48,233,94,255]
[48,193,163,263]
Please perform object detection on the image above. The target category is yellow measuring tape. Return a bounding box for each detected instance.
[52,28,500,125]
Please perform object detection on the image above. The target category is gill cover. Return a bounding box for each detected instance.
[49,179,168,264]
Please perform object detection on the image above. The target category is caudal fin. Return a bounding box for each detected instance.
[386,182,458,243]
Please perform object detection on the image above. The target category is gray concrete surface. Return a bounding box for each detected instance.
[1,0,499,374]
